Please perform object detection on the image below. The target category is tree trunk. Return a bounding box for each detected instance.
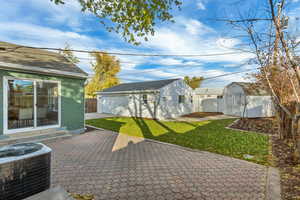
[277,107,292,139]
[292,104,300,163]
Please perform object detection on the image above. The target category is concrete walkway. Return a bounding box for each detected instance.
[85,113,117,120]
[174,114,237,122]
[85,113,236,122]
[45,130,280,200]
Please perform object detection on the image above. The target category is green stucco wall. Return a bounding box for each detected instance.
[0,70,86,135]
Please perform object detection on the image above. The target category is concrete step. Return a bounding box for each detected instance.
[25,186,75,200]
[0,128,72,146]
[31,134,72,144]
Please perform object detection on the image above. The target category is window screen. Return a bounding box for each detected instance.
[178,95,185,104]
[142,94,148,104]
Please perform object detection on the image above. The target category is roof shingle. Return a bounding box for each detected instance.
[0,41,88,78]
[100,79,180,93]
[231,82,270,96]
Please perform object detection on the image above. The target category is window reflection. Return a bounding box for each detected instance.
[37,82,59,126]
[7,79,59,130]
[8,80,34,129]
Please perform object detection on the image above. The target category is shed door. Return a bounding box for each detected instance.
[232,94,243,116]
[226,95,233,114]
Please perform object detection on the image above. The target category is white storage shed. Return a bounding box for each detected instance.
[223,82,274,118]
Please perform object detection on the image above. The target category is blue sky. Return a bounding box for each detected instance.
[1,0,300,88]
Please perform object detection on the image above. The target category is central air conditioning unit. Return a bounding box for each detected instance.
[0,143,52,200]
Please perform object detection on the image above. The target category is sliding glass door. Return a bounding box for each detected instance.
[36,82,59,127]
[5,77,60,133]
[7,79,34,130]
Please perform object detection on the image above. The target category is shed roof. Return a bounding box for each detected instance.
[99,79,180,93]
[194,88,223,95]
[0,41,88,78]
[230,82,270,96]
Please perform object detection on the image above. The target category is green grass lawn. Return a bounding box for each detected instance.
[86,117,269,165]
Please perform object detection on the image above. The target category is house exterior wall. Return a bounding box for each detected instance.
[97,79,193,119]
[0,70,86,135]
[223,83,274,118]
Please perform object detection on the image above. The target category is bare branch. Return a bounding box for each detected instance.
[214,18,272,23]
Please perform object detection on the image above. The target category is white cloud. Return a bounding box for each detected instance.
[197,1,206,10]
[117,59,253,88]
[0,22,101,47]
[0,0,255,87]
[0,21,102,73]
[87,16,255,86]
[0,0,92,31]
[216,38,240,49]
[42,0,88,30]
[143,17,254,64]
[151,58,186,65]
[183,19,213,35]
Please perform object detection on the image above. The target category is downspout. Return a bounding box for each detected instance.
[154,91,160,120]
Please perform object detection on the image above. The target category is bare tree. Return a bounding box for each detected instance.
[241,94,249,120]
[222,0,300,161]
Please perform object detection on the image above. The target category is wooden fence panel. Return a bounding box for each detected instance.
[85,98,97,113]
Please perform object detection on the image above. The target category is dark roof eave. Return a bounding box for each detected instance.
[0,61,88,79]
[97,89,160,95]
[229,82,270,96]
[100,78,180,93]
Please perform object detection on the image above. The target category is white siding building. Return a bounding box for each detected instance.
[223,82,274,118]
[193,88,224,112]
[96,79,193,120]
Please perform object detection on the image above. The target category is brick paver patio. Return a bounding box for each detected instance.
[46,130,269,200]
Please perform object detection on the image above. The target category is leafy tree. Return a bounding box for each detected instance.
[51,0,182,45]
[184,76,204,89]
[58,43,80,64]
[85,52,120,97]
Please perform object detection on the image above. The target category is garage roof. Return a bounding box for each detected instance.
[231,82,270,96]
[99,79,180,93]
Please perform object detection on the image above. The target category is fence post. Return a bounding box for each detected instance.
[85,98,97,113]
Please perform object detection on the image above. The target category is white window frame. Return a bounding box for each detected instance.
[3,76,61,134]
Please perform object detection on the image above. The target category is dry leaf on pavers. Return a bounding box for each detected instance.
[69,193,95,200]
[272,137,300,200]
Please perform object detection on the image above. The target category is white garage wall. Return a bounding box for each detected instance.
[98,93,159,118]
[158,79,193,119]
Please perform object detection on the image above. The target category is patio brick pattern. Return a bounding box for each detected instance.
[45,130,268,200]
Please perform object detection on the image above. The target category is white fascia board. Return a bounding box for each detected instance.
[96,89,160,95]
[0,61,88,79]
[158,79,180,91]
